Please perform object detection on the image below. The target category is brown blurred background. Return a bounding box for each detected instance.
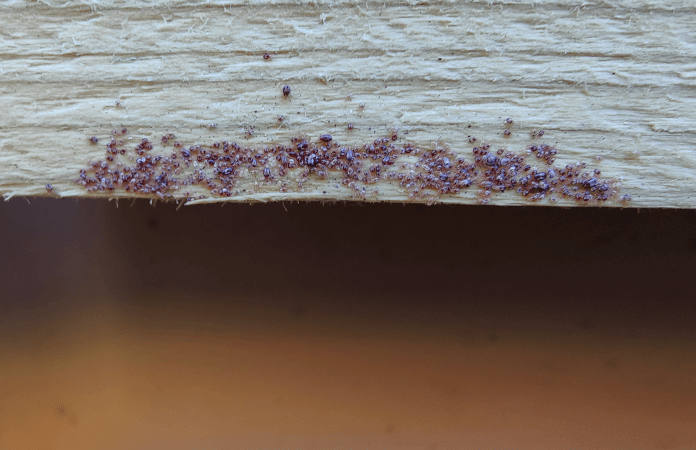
[1,199,695,449]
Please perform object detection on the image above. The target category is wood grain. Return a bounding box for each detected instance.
[1,0,695,207]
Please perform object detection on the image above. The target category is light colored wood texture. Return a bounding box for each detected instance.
[1,0,695,207]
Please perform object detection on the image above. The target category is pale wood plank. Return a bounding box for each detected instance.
[1,0,695,207]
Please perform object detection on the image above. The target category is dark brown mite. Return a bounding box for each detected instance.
[348,123,354,130]
[45,184,53,194]
[90,136,99,144]
[503,129,511,137]
[282,85,291,96]
[278,115,284,122]
[263,53,271,60]
[76,128,626,205]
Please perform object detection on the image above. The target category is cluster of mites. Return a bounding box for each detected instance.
[74,127,629,204]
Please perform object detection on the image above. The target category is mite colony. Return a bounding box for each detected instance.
[75,124,626,204]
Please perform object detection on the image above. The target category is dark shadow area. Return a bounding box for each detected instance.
[2,199,695,341]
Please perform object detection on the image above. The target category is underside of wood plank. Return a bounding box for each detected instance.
[1,0,695,207]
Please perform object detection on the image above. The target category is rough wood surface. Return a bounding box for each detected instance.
[1,0,695,207]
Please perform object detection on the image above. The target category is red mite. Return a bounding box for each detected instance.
[75,117,624,205]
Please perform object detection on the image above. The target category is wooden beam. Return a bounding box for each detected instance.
[1,0,694,207]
